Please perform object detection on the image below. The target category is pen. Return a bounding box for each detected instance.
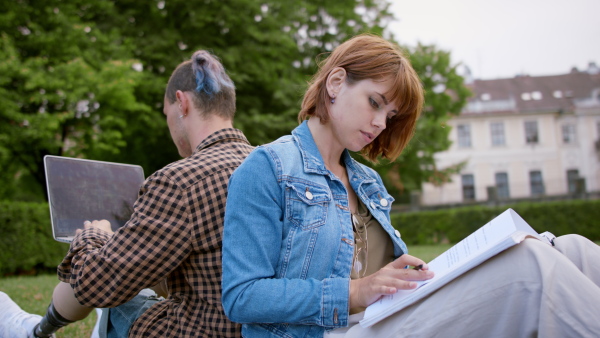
[412,264,424,271]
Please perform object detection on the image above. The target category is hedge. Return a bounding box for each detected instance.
[1,199,599,275]
[0,202,69,275]
[392,199,600,245]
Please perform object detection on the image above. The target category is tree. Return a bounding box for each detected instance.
[0,0,469,203]
[0,1,151,200]
[96,0,396,145]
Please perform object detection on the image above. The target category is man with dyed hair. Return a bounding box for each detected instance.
[1,50,253,337]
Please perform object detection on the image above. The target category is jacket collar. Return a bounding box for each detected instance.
[292,121,371,181]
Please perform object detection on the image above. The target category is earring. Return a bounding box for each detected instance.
[179,114,186,118]
[330,96,336,104]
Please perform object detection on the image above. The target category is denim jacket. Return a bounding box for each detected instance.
[222,121,408,337]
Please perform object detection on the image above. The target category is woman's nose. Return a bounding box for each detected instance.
[372,112,387,130]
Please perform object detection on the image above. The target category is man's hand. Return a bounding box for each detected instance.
[77,219,114,236]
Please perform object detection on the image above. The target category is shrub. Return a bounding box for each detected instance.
[392,200,600,245]
[0,202,69,275]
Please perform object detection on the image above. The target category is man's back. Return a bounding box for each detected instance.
[58,128,253,337]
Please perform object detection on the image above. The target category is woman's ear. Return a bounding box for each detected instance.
[326,67,347,98]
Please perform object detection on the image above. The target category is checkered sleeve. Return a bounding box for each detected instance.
[57,171,193,308]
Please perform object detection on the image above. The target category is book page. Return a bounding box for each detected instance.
[362,209,539,327]
[428,215,517,277]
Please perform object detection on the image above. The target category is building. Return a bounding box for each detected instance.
[421,63,600,206]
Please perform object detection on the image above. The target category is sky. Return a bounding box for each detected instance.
[388,0,600,80]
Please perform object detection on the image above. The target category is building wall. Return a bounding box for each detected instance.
[421,108,600,206]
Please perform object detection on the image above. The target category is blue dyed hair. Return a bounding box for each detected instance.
[191,50,235,97]
[166,50,236,119]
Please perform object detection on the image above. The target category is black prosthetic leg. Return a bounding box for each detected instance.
[32,301,74,337]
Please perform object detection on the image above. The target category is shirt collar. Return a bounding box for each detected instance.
[194,128,250,153]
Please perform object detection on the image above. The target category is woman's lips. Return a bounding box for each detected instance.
[361,131,375,142]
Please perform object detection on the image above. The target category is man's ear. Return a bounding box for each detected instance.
[175,90,192,116]
[326,67,347,98]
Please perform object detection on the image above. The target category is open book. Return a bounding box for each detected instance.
[360,208,554,328]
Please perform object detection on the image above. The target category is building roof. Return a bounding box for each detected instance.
[464,67,600,115]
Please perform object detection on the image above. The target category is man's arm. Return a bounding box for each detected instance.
[57,172,192,308]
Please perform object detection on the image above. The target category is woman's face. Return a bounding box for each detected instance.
[328,77,398,152]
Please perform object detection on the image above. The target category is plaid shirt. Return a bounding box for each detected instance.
[58,129,253,337]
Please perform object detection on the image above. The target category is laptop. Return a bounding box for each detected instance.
[44,155,145,243]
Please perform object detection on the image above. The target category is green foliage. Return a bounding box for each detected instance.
[3,200,597,275]
[0,202,69,275]
[0,0,402,201]
[1,0,470,204]
[0,1,152,200]
[392,200,600,245]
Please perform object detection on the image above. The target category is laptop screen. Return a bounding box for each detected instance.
[44,156,145,242]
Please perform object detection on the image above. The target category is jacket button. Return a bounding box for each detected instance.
[305,191,313,200]
[380,198,388,207]
[394,230,401,238]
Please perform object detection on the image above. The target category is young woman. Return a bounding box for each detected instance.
[221,34,600,337]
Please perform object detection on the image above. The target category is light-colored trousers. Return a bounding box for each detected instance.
[335,235,600,338]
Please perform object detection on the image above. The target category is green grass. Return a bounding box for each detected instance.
[0,274,97,337]
[408,244,453,262]
[0,244,450,337]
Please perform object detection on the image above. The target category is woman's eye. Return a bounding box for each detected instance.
[369,97,379,109]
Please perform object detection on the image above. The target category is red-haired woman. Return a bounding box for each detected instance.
[222,34,600,337]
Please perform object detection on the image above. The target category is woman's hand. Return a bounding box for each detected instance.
[349,254,434,309]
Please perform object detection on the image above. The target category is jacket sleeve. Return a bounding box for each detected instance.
[57,172,193,307]
[221,148,349,328]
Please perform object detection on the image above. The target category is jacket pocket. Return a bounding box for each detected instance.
[364,185,394,212]
[285,181,330,230]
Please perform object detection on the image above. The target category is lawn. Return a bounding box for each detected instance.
[0,274,97,337]
[0,244,450,337]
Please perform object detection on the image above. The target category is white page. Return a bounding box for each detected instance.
[428,210,517,276]
[363,209,523,323]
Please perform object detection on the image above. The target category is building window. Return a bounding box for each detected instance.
[461,174,475,201]
[566,169,579,194]
[490,122,505,146]
[525,121,539,144]
[529,170,545,196]
[495,172,510,199]
[562,124,576,144]
[457,124,471,148]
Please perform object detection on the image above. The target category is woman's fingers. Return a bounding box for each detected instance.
[389,254,428,270]
[351,268,432,308]
[350,254,436,308]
